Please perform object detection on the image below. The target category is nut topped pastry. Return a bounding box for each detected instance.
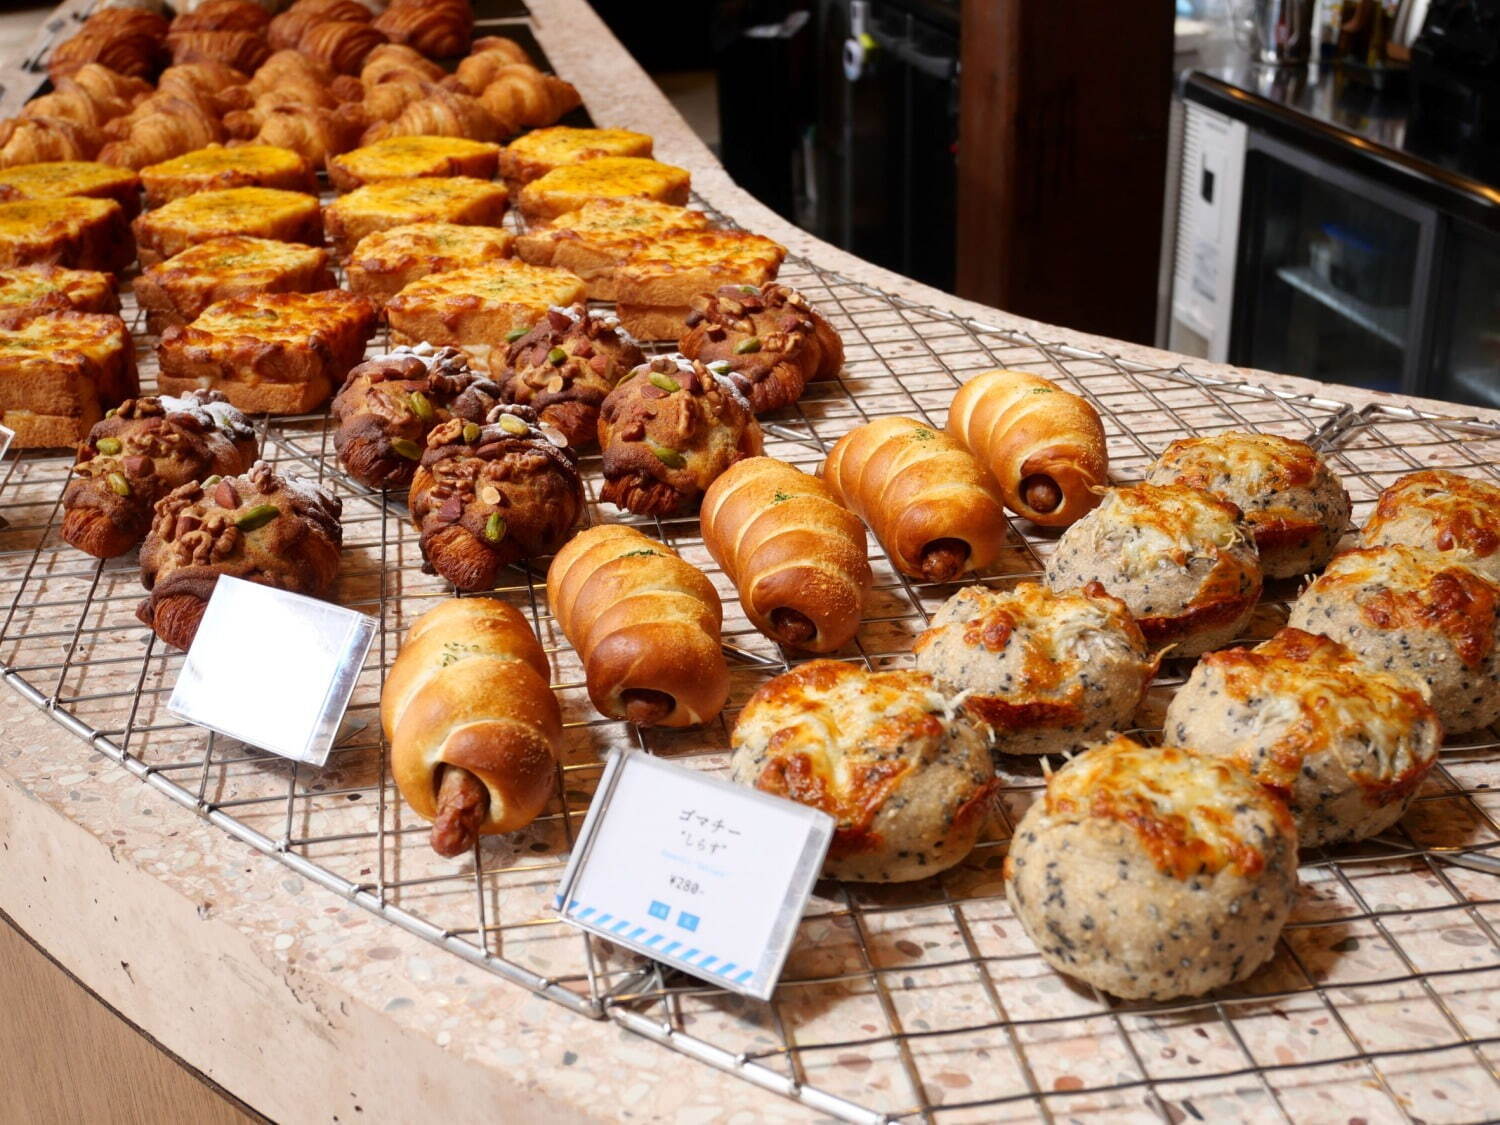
[0,197,134,272]
[678,282,843,414]
[62,391,258,558]
[0,160,142,218]
[139,143,317,207]
[331,343,501,490]
[498,126,653,188]
[614,229,787,341]
[132,186,323,266]
[514,155,691,223]
[408,404,584,591]
[1166,628,1441,847]
[323,175,508,258]
[513,196,709,300]
[0,265,118,314]
[731,660,997,882]
[0,308,138,448]
[344,221,516,307]
[597,353,763,515]
[494,304,645,449]
[133,234,336,331]
[327,135,502,193]
[1146,431,1350,579]
[915,581,1159,757]
[1362,469,1500,582]
[137,460,344,651]
[1044,482,1263,657]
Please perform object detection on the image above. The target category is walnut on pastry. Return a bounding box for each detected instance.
[679,282,843,414]
[597,353,763,516]
[62,391,258,559]
[408,404,584,591]
[495,305,644,449]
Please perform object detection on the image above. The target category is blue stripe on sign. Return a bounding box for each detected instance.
[662,942,681,956]
[699,956,718,970]
[596,914,612,927]
[735,969,753,984]
[644,933,664,948]
[628,926,646,940]
[683,948,699,961]
[578,906,596,920]
[567,899,579,912]
[719,963,737,976]
[611,919,630,934]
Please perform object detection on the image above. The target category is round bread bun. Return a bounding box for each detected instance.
[730,660,996,882]
[1362,469,1500,582]
[1043,482,1262,658]
[1004,734,1298,1001]
[1165,628,1441,847]
[914,580,1158,756]
[1145,431,1349,580]
[1287,545,1500,735]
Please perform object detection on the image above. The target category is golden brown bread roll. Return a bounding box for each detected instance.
[546,524,728,727]
[822,416,1009,583]
[381,597,560,858]
[701,457,871,653]
[946,369,1108,527]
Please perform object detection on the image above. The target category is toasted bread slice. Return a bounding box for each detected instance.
[498,127,653,189]
[385,260,585,371]
[0,197,134,273]
[515,156,690,223]
[140,144,317,209]
[157,290,377,415]
[0,161,142,219]
[327,136,503,194]
[513,197,708,300]
[0,309,138,447]
[133,187,323,267]
[132,235,336,332]
[323,176,509,259]
[0,265,118,314]
[614,229,786,340]
[345,222,515,307]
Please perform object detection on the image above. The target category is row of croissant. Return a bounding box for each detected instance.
[2,0,578,169]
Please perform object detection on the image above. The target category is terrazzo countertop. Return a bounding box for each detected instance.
[4,2,1500,1123]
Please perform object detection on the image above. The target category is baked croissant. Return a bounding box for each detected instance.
[267,0,370,50]
[701,456,872,652]
[22,66,151,130]
[137,460,343,651]
[98,95,223,169]
[477,66,582,137]
[357,77,435,124]
[823,416,1010,582]
[547,523,729,727]
[299,19,389,75]
[156,62,252,114]
[227,102,366,164]
[359,86,497,145]
[49,10,171,82]
[947,369,1109,527]
[373,0,473,59]
[170,0,272,33]
[166,30,273,73]
[63,391,258,558]
[382,597,560,857]
[240,49,340,101]
[597,354,763,516]
[355,43,445,88]
[449,37,534,93]
[0,116,103,166]
[409,405,585,591]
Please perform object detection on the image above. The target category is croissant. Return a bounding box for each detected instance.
[49,11,171,82]
[103,84,217,139]
[359,86,497,145]
[373,0,472,59]
[822,416,1009,582]
[22,66,151,130]
[0,116,103,167]
[227,102,366,164]
[450,37,534,93]
[356,43,445,87]
[55,62,154,111]
[98,95,223,169]
[477,66,582,137]
[381,597,560,857]
[170,0,272,33]
[299,19,388,75]
[267,0,370,50]
[167,30,273,73]
[159,62,255,114]
[63,391,258,558]
[947,369,1108,527]
[243,49,338,98]
[702,456,872,652]
[358,77,435,124]
[547,523,729,727]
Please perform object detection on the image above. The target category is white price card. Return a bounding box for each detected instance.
[168,576,376,767]
[556,750,834,1001]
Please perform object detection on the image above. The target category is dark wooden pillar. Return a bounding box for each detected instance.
[956,0,1175,344]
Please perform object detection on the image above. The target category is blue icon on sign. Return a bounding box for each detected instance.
[648,900,669,920]
[677,911,700,932]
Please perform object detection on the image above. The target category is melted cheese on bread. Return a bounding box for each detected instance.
[1085,482,1249,580]
[0,265,115,312]
[1367,469,1500,561]
[1152,431,1324,494]
[516,157,690,219]
[0,161,138,203]
[328,136,502,187]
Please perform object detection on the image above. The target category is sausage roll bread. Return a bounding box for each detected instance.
[1287,545,1500,734]
[1166,628,1441,847]
[381,598,561,858]
[677,283,843,415]
[1362,469,1500,582]
[408,404,584,591]
[1005,734,1298,1000]
[730,660,996,882]
[1044,482,1262,657]
[137,460,342,650]
[546,524,728,727]
[494,304,645,449]
[331,344,501,491]
[700,457,872,653]
[63,391,257,558]
[914,581,1158,756]
[946,369,1108,528]
[597,353,762,516]
[1146,431,1350,579]
[821,416,1009,583]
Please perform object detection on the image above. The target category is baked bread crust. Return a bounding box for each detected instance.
[140,143,317,207]
[1362,469,1500,582]
[614,229,786,340]
[327,135,501,193]
[157,289,377,415]
[0,161,142,219]
[133,234,335,332]
[132,186,322,267]
[0,265,118,315]
[498,126,653,189]
[514,156,691,223]
[384,260,586,371]
[0,197,133,272]
[344,221,515,307]
[512,196,708,300]
[0,308,138,448]
[323,175,508,258]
